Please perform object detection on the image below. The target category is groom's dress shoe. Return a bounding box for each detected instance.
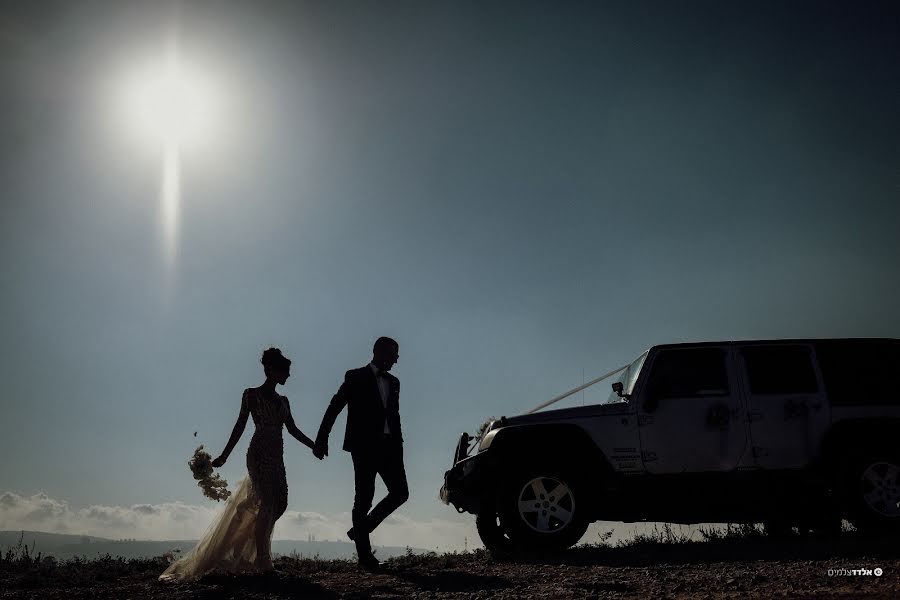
[357,553,380,572]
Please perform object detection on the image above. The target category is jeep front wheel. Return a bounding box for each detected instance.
[498,469,589,551]
[843,455,900,535]
[476,505,513,555]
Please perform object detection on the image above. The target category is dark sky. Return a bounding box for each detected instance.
[1,1,898,547]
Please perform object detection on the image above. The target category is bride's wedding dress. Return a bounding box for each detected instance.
[160,389,291,581]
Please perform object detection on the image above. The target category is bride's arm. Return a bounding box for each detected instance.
[282,397,316,450]
[212,391,250,467]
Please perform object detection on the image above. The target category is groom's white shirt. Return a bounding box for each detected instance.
[369,362,391,434]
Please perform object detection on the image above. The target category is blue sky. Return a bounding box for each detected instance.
[1,1,898,549]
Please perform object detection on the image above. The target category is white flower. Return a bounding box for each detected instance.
[187,445,231,502]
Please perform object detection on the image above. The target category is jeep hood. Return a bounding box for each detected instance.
[500,402,631,427]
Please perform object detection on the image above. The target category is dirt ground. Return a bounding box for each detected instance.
[2,533,898,599]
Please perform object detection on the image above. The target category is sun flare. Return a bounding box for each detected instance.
[119,45,222,277]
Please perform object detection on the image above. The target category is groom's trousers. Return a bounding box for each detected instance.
[350,435,409,557]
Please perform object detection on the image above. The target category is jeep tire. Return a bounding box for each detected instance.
[842,454,900,535]
[497,466,589,552]
[763,520,794,538]
[475,503,513,556]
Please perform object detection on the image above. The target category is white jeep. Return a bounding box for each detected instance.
[440,338,900,552]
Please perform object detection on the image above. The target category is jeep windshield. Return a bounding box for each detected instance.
[604,350,648,404]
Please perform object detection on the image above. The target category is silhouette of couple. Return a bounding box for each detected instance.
[160,337,407,581]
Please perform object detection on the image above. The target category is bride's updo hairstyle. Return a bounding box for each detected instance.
[261,347,291,377]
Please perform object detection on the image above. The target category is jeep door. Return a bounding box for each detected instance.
[736,343,829,469]
[635,346,748,474]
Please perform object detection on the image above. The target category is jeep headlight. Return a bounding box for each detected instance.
[478,428,499,451]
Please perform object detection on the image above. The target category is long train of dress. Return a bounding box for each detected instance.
[159,476,264,581]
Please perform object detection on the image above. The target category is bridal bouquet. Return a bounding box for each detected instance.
[188,445,231,502]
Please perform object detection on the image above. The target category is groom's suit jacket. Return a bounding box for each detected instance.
[317,365,402,453]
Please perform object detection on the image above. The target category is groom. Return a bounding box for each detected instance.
[314,336,408,570]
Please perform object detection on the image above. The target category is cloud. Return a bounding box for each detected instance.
[132,505,159,515]
[273,509,479,551]
[0,490,691,552]
[0,490,219,540]
[292,511,329,525]
[363,513,479,552]
[0,489,477,551]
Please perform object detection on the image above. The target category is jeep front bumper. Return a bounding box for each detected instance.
[440,435,491,515]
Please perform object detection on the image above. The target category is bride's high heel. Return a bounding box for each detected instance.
[254,555,275,573]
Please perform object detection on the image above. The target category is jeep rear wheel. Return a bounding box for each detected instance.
[498,469,589,552]
[843,455,900,535]
[763,520,794,538]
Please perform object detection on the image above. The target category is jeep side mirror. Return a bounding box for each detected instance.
[612,381,628,399]
[454,432,470,464]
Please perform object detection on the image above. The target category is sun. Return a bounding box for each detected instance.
[121,48,220,152]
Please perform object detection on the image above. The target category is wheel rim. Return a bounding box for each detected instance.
[860,461,900,518]
[517,476,575,533]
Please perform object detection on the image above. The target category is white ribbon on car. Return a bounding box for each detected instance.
[525,364,629,414]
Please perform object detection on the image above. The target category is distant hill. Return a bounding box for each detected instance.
[0,531,108,549]
[0,530,428,561]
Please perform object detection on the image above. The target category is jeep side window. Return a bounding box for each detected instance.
[816,340,900,405]
[645,348,729,402]
[741,345,818,395]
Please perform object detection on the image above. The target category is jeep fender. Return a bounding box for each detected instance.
[483,423,615,508]
[818,418,900,471]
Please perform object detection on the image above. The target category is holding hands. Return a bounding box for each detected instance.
[313,440,328,460]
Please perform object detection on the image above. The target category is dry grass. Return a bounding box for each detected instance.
[2,526,898,599]
[1,532,167,591]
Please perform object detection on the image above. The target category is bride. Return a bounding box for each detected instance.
[160,348,319,581]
